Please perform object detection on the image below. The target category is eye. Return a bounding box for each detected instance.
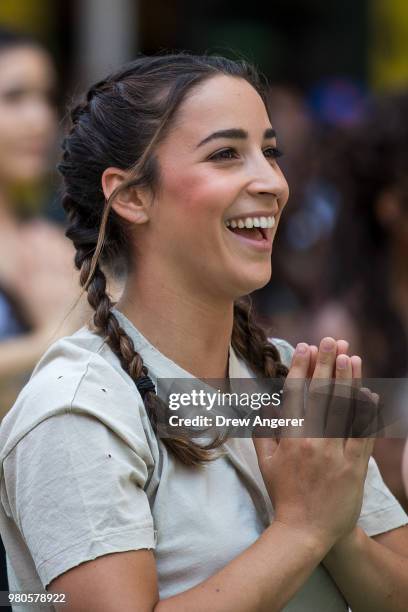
[1,88,27,103]
[208,146,284,162]
[263,147,284,160]
[208,148,238,161]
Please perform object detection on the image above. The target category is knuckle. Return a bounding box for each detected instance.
[299,438,316,455]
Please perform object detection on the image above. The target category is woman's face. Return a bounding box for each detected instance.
[144,75,289,301]
[0,46,57,184]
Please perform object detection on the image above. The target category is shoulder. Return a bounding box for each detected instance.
[267,337,295,368]
[0,326,151,464]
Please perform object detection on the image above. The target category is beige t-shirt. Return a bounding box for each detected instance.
[0,309,407,612]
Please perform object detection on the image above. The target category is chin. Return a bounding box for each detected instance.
[232,266,272,297]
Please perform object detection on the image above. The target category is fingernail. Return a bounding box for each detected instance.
[322,338,335,352]
[296,343,308,354]
[337,355,348,369]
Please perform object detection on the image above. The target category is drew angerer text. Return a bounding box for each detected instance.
[168,415,305,428]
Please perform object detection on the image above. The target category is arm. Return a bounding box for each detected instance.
[0,329,60,379]
[323,525,408,612]
[50,522,329,612]
[0,297,92,380]
[16,340,372,612]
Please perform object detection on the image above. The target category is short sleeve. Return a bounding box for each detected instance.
[3,411,156,588]
[269,338,295,368]
[358,456,408,536]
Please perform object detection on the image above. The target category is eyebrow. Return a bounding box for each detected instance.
[196,127,276,148]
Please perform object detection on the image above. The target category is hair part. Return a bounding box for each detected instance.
[59,52,288,465]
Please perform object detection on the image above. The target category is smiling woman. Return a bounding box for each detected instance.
[0,53,408,612]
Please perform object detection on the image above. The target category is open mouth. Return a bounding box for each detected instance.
[225,215,275,243]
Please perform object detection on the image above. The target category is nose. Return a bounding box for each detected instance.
[246,155,289,207]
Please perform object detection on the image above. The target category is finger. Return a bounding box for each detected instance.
[307,340,348,381]
[325,355,353,439]
[307,345,318,379]
[350,355,363,424]
[346,390,378,461]
[306,338,337,436]
[312,337,338,380]
[336,339,349,356]
[352,387,378,438]
[282,343,310,432]
[287,343,310,379]
[351,355,362,381]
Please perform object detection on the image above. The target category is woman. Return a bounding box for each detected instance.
[0,54,407,611]
[0,27,89,411]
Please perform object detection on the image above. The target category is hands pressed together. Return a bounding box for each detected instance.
[254,337,379,553]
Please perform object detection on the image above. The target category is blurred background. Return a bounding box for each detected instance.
[0,1,407,580]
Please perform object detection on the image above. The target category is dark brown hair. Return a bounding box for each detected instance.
[58,52,288,466]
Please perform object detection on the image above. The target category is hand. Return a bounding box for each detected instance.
[253,338,377,550]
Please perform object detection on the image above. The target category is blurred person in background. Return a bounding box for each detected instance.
[0,27,91,418]
[311,91,408,510]
[0,26,93,602]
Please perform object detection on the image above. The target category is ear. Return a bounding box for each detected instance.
[101,167,151,224]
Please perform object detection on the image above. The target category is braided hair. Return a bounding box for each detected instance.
[58,53,288,466]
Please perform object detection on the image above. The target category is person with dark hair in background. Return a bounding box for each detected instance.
[0,26,91,604]
[0,53,408,611]
[0,27,90,403]
[312,92,408,510]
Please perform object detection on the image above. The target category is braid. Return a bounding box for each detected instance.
[68,212,224,465]
[232,297,289,380]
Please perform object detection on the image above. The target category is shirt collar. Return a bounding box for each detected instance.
[112,307,254,380]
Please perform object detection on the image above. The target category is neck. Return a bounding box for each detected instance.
[117,267,234,379]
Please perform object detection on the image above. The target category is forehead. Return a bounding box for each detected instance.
[171,75,271,144]
[0,47,55,91]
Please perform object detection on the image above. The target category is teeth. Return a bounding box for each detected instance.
[225,215,276,229]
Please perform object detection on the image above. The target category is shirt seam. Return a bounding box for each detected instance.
[359,504,407,518]
[36,525,155,569]
[1,353,96,464]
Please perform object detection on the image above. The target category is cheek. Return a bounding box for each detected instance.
[0,116,24,177]
[160,165,239,222]
[0,107,20,149]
